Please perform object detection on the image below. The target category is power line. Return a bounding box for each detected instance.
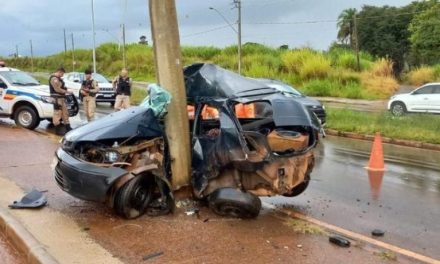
[244,10,426,26]
[181,24,234,38]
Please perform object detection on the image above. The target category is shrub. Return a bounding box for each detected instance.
[329,69,361,85]
[407,66,436,86]
[281,49,331,80]
[182,46,221,60]
[281,49,316,74]
[360,72,399,98]
[299,55,331,80]
[370,58,394,77]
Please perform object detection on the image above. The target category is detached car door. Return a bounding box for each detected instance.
[408,85,434,112]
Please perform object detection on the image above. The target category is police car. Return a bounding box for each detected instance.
[0,67,78,130]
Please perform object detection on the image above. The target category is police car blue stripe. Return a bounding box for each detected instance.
[5,90,42,101]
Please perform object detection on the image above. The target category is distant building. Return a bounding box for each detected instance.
[139,36,148,45]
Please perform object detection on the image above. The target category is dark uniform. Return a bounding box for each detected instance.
[80,78,99,121]
[49,75,70,133]
[113,74,132,110]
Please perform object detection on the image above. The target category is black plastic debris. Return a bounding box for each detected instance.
[9,189,47,209]
[142,251,163,261]
[371,229,385,237]
[329,235,351,247]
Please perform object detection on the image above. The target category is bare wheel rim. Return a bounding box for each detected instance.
[18,110,33,126]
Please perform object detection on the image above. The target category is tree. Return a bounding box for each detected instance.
[409,2,440,65]
[337,8,357,49]
[354,2,435,74]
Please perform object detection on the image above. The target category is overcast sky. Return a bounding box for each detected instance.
[0,0,415,57]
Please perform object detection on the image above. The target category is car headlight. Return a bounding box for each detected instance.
[40,96,55,104]
[322,105,325,110]
[104,151,120,163]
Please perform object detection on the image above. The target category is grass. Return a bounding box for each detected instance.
[374,250,397,261]
[326,108,440,144]
[284,219,327,235]
[130,87,148,105]
[4,43,401,100]
[406,66,436,86]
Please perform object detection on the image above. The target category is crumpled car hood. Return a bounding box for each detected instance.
[184,63,277,101]
[65,107,163,142]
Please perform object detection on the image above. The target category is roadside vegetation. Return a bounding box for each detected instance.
[326,108,440,144]
[5,43,400,100]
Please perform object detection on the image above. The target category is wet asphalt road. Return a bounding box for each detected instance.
[2,103,439,262]
[265,135,440,259]
[0,124,396,264]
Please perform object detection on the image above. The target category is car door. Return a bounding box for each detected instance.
[407,85,434,111]
[431,85,440,112]
[0,77,9,114]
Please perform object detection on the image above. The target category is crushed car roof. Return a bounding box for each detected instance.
[184,63,278,101]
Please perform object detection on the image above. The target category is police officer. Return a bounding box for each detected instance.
[112,69,132,111]
[80,69,99,122]
[49,67,72,135]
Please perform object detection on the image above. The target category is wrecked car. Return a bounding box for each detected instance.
[54,63,320,219]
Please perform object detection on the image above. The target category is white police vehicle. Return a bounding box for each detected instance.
[0,67,78,129]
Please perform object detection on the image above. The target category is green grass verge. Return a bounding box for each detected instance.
[131,87,148,105]
[326,108,440,144]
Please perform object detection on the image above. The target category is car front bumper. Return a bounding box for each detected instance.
[54,148,127,202]
[95,92,116,102]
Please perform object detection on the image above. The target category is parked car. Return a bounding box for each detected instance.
[63,72,116,105]
[388,83,440,116]
[0,67,78,129]
[256,78,326,124]
[54,63,320,219]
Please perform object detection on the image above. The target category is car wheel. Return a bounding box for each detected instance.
[110,101,115,107]
[282,174,310,197]
[208,188,261,219]
[114,176,154,219]
[391,102,406,116]
[14,105,40,130]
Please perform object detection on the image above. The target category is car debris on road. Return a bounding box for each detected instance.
[8,189,47,209]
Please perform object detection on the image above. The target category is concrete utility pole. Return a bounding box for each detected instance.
[234,0,242,75]
[63,28,67,54]
[149,0,191,190]
[15,45,19,58]
[29,40,34,73]
[122,23,127,69]
[353,14,360,71]
[122,0,127,69]
[71,33,76,72]
[91,0,97,73]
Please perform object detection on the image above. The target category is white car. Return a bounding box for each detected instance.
[0,67,78,129]
[63,72,116,105]
[388,83,440,116]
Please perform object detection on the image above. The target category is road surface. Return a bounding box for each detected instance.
[0,123,401,263]
[266,135,440,259]
[0,103,438,263]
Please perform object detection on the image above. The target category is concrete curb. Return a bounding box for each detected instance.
[325,129,440,152]
[0,207,58,264]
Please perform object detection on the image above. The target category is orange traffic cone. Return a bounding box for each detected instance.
[367,132,385,171]
[368,170,384,200]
